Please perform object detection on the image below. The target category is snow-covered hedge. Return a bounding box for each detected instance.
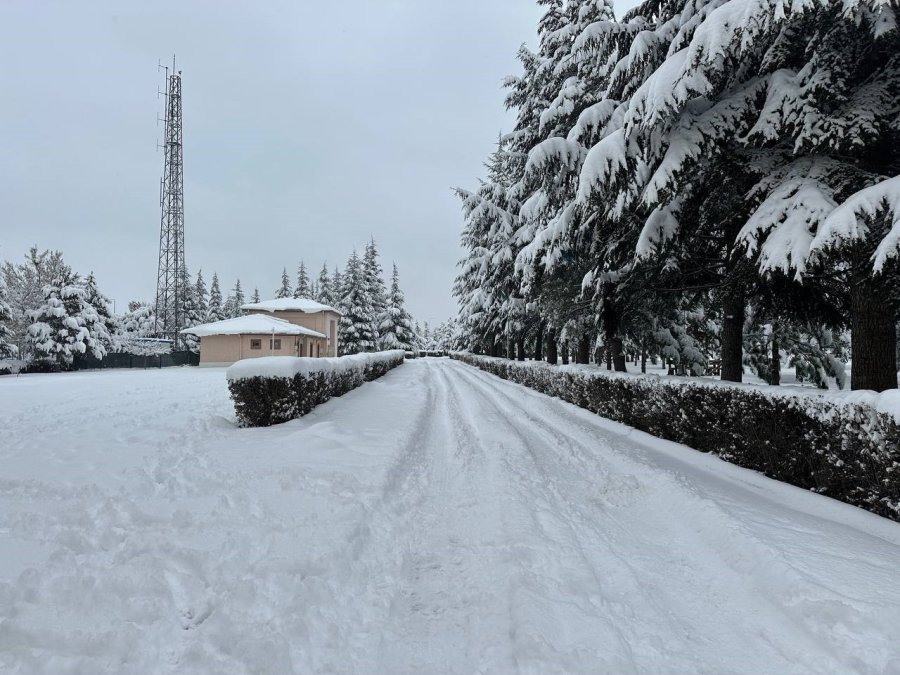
[451,353,900,521]
[227,351,406,427]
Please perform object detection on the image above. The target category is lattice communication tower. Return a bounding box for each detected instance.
[153,56,186,346]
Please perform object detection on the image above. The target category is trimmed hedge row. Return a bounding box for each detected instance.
[451,352,900,521]
[227,351,406,427]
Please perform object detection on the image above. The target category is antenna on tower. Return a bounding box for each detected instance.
[153,56,186,349]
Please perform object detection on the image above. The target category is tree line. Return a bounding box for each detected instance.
[0,239,451,369]
[454,0,900,392]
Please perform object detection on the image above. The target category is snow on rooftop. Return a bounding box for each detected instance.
[240,297,342,315]
[181,314,326,338]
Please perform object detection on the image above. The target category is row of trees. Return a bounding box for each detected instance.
[455,0,900,391]
[269,239,419,354]
[0,239,442,368]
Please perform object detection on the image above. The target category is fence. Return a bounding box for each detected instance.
[73,350,199,370]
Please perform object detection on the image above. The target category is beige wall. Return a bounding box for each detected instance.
[199,332,328,366]
[245,310,340,357]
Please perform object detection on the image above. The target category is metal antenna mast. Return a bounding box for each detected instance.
[154,55,186,347]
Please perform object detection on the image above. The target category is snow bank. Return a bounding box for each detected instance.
[452,352,900,521]
[227,351,406,427]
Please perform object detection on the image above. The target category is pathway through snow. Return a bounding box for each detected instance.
[1,359,899,673]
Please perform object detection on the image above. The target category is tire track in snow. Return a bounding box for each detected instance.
[447,359,885,673]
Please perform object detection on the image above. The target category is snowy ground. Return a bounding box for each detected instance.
[1,360,899,674]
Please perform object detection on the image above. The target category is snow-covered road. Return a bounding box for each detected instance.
[1,359,899,674]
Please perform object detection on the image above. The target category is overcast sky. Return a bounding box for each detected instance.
[1,0,636,325]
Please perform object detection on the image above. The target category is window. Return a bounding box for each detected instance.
[250,339,261,350]
[272,338,282,350]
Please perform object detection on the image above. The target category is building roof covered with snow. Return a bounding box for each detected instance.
[181,314,326,338]
[240,297,342,315]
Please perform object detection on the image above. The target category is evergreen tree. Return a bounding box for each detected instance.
[316,262,332,305]
[338,251,377,354]
[194,270,208,320]
[208,272,225,322]
[28,268,109,368]
[363,238,388,326]
[293,261,311,299]
[275,268,292,299]
[82,271,115,351]
[331,267,343,307]
[0,273,18,360]
[176,268,202,352]
[231,278,245,317]
[2,247,69,360]
[378,264,416,351]
[251,287,261,303]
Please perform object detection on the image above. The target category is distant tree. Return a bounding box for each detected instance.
[231,278,245,317]
[193,270,208,320]
[0,273,18,360]
[82,271,116,351]
[331,267,343,306]
[2,246,68,360]
[316,262,332,305]
[338,251,377,354]
[275,268,292,299]
[177,268,202,352]
[294,261,311,298]
[378,264,416,351]
[251,287,261,303]
[363,238,387,338]
[28,268,109,368]
[208,273,225,322]
[224,278,245,319]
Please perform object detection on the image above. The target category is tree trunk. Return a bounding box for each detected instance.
[576,334,590,364]
[720,286,745,382]
[641,341,647,374]
[547,333,558,365]
[606,348,612,370]
[534,322,544,362]
[770,328,780,386]
[611,336,627,372]
[516,337,525,361]
[851,275,898,391]
[561,340,569,365]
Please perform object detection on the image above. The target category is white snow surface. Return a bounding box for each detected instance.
[1,359,899,673]
[240,297,341,315]
[225,350,406,381]
[181,314,326,339]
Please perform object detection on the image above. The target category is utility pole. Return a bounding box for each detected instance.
[153,56,186,348]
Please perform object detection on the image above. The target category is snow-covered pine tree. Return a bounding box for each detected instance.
[207,273,225,322]
[338,251,377,354]
[363,238,388,337]
[251,287,261,303]
[193,270,208,321]
[82,271,115,352]
[27,268,109,368]
[316,263,332,306]
[293,261,310,299]
[231,278,245,318]
[331,267,343,307]
[177,267,202,352]
[2,247,69,361]
[0,273,18,361]
[275,268,292,299]
[378,263,416,351]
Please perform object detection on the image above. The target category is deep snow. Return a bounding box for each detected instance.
[1,359,899,673]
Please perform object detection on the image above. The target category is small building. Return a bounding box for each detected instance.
[240,298,342,357]
[182,314,328,367]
